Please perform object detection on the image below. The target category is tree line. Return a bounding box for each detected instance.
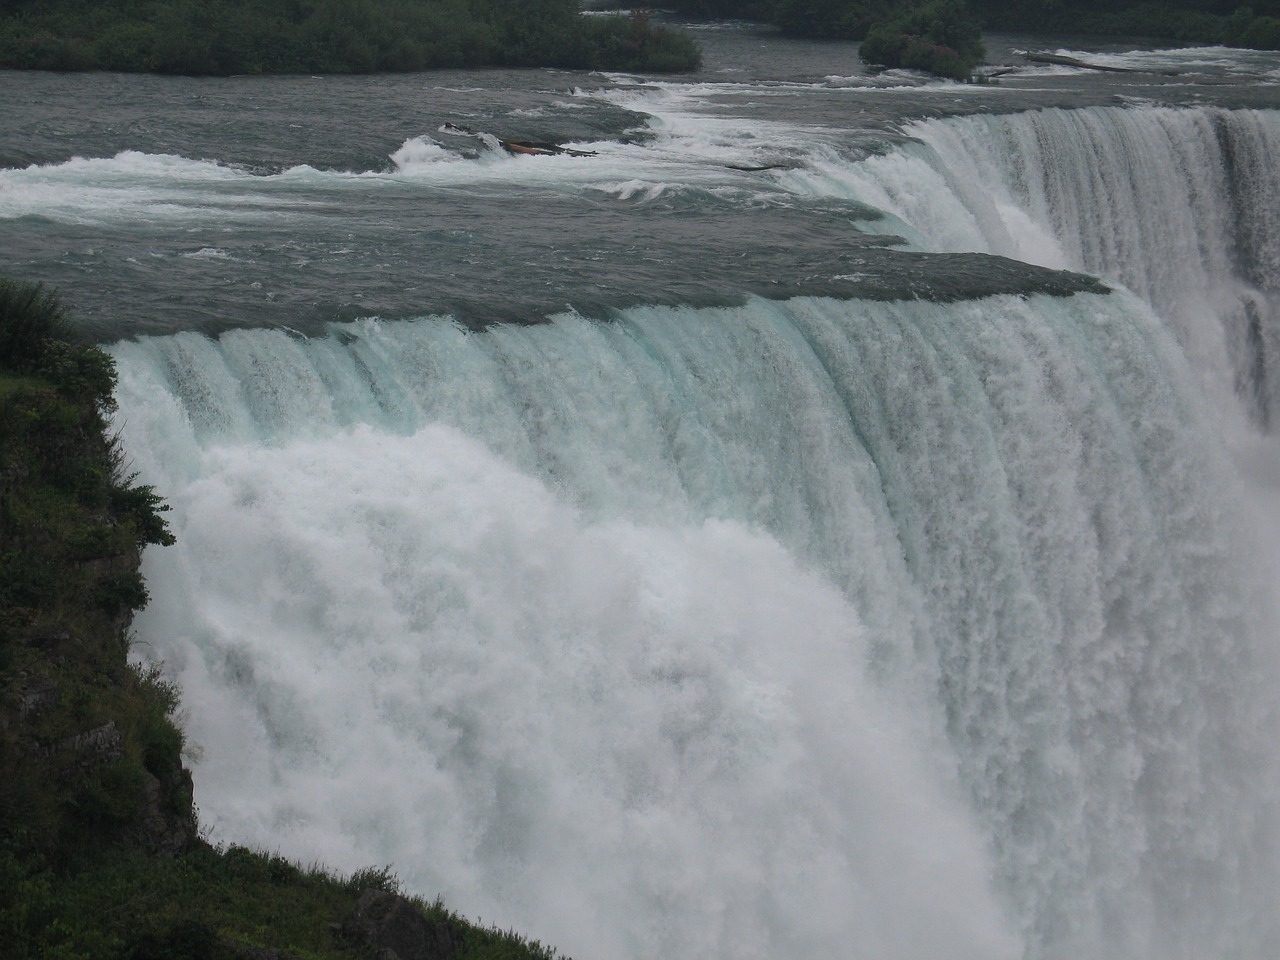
[982,0,1280,48]
[0,0,702,74]
[3,1,1275,100]
[666,0,1280,52]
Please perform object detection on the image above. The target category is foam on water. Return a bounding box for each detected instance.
[0,116,788,230]
[0,151,330,226]
[1042,44,1280,79]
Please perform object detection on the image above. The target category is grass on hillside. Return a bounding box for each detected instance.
[2,842,567,960]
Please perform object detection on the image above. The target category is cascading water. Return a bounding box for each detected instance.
[785,105,1280,427]
[8,34,1277,960]
[112,287,1280,960]
[766,101,1280,956]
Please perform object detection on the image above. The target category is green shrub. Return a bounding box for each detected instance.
[109,482,177,548]
[97,572,150,614]
[861,0,984,79]
[345,864,402,894]
[34,340,118,408]
[65,760,148,828]
[93,22,160,71]
[577,10,702,72]
[0,549,57,611]
[126,919,229,960]
[13,30,96,70]
[0,279,70,371]
[771,0,899,39]
[965,0,1280,48]
[1238,14,1280,46]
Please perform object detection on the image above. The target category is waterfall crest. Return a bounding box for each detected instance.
[783,105,1280,428]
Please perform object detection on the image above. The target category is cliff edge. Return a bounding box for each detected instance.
[0,279,567,960]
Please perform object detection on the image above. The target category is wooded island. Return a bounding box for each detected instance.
[0,0,702,74]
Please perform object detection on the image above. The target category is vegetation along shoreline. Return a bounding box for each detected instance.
[2,1,1276,83]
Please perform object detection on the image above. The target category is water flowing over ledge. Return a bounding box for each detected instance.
[9,35,1278,959]
[781,104,1280,428]
[111,290,1280,960]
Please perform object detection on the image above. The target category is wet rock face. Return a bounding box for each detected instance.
[124,761,197,858]
[341,890,465,960]
[52,719,125,762]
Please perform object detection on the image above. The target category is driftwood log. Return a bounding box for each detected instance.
[1021,52,1137,73]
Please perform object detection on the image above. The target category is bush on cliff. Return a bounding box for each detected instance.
[1,278,186,868]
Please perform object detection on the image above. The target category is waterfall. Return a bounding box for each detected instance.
[112,287,1280,959]
[781,105,1280,428]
